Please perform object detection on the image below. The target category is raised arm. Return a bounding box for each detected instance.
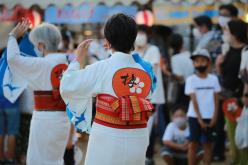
[60,61,102,99]
[60,39,100,99]
[60,39,102,133]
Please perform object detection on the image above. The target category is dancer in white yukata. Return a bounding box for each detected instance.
[7,19,70,165]
[60,14,156,165]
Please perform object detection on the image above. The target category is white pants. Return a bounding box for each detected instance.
[85,123,149,165]
[27,111,70,165]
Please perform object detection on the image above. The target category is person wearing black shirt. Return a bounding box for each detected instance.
[216,19,247,164]
[221,46,244,97]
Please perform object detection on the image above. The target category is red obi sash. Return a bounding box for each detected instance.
[34,64,68,111]
[34,91,66,111]
[95,94,154,129]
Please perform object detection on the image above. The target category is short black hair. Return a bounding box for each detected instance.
[169,33,183,55]
[219,4,238,17]
[228,19,248,43]
[104,13,137,53]
[193,15,213,30]
[171,105,187,114]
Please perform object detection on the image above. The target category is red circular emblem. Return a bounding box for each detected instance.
[51,64,68,89]
[112,68,152,97]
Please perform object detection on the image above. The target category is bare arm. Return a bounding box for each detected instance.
[215,55,225,75]
[209,93,219,127]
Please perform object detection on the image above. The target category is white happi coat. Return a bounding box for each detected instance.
[60,51,156,165]
[7,36,70,165]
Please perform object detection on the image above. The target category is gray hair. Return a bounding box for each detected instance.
[29,23,62,52]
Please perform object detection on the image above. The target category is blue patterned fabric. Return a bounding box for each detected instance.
[0,33,37,106]
[132,53,157,93]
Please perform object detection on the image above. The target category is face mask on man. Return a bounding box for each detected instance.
[173,117,187,128]
[135,33,148,47]
[218,16,231,28]
[58,41,64,50]
[34,47,44,57]
[192,28,202,39]
[195,65,208,73]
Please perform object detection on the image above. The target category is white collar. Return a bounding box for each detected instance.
[111,51,132,58]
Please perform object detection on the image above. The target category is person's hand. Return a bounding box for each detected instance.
[208,118,217,128]
[198,119,208,129]
[76,39,93,66]
[161,60,172,77]
[10,18,31,39]
[180,143,188,151]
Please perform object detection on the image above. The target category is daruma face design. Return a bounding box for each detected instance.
[112,68,152,98]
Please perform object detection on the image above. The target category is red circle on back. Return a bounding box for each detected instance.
[51,64,68,89]
[112,68,151,98]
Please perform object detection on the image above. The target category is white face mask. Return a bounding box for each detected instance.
[218,16,231,28]
[135,33,148,47]
[192,28,202,39]
[173,117,187,128]
[58,41,64,50]
[34,47,43,57]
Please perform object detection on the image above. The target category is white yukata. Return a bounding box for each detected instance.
[60,51,156,165]
[7,36,70,165]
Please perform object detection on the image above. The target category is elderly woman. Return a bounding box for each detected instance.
[7,19,70,165]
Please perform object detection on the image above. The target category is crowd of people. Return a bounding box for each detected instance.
[0,3,248,165]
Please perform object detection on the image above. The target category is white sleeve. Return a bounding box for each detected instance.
[185,76,194,95]
[60,61,102,99]
[145,46,160,65]
[213,75,221,93]
[7,36,47,83]
[162,123,174,141]
[60,61,103,133]
[171,57,181,76]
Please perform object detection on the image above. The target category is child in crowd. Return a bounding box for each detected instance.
[161,106,202,165]
[185,49,220,165]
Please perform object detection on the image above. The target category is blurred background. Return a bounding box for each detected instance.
[0,0,247,52]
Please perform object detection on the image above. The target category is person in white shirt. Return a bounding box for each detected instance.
[167,33,194,106]
[193,16,215,51]
[161,106,202,165]
[7,19,70,165]
[185,49,220,165]
[135,26,165,105]
[60,14,156,165]
[135,25,165,165]
[169,34,194,81]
